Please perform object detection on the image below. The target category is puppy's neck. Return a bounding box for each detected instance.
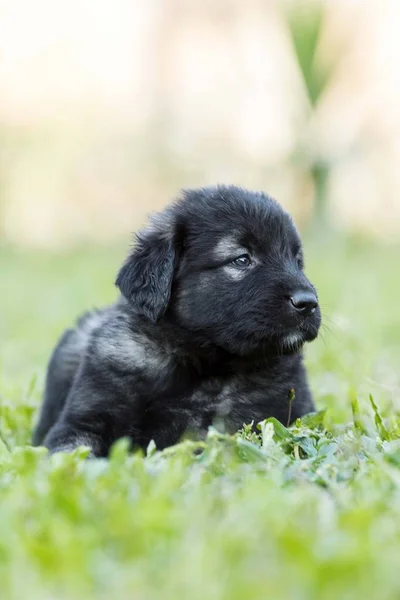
[124,304,296,376]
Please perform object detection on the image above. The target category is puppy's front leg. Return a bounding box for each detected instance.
[43,419,103,457]
[40,344,139,456]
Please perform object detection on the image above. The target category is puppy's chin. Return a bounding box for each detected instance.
[279,332,305,355]
[279,326,319,355]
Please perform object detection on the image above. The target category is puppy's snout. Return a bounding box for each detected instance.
[289,291,318,316]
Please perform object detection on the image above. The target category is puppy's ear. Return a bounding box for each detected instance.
[115,227,178,323]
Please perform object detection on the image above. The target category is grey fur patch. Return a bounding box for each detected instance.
[94,314,170,372]
[281,332,303,353]
[214,236,247,261]
[222,264,248,281]
[66,309,109,365]
[50,435,96,456]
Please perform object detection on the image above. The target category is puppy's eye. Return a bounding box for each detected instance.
[231,254,251,268]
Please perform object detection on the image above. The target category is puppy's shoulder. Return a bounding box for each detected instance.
[89,299,169,374]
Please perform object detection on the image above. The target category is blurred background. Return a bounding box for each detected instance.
[1,0,400,435]
[1,0,400,245]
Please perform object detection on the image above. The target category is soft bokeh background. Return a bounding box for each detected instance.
[1,0,399,422]
[1,0,400,245]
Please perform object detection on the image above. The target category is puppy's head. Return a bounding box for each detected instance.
[116,185,321,356]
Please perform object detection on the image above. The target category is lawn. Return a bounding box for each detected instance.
[1,236,400,600]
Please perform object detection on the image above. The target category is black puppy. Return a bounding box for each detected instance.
[32,185,321,456]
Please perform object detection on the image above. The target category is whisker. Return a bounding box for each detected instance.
[320,318,341,343]
[317,329,328,349]
[321,314,335,325]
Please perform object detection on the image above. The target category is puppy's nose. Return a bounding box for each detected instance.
[289,291,318,315]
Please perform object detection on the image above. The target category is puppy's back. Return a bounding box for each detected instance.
[32,309,108,445]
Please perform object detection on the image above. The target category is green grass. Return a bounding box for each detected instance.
[1,237,400,600]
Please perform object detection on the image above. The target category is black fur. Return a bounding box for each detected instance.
[32,185,321,456]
